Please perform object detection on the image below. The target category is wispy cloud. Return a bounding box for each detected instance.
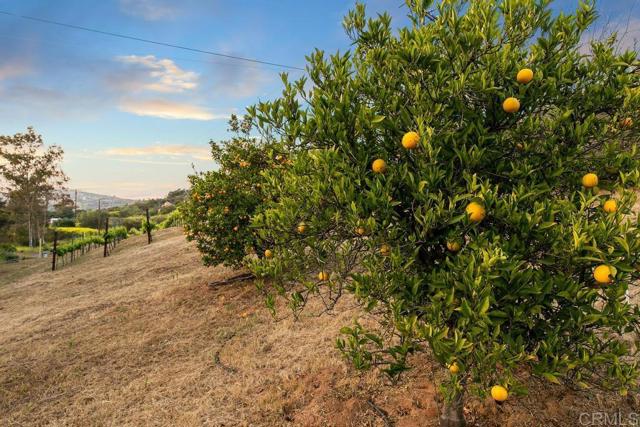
[118,0,178,21]
[103,144,211,160]
[114,55,199,93]
[0,60,31,81]
[209,62,272,98]
[118,98,228,121]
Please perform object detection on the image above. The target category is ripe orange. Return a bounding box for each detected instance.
[372,159,387,174]
[223,207,230,214]
[466,202,486,223]
[446,241,462,253]
[401,131,420,150]
[355,227,367,236]
[621,117,633,128]
[318,271,329,281]
[582,173,598,188]
[380,244,391,257]
[593,265,612,284]
[516,68,534,84]
[503,97,520,113]
[491,385,508,402]
[297,222,307,234]
[603,199,617,213]
[264,249,273,258]
[448,363,460,374]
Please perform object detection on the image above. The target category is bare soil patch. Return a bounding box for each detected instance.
[0,228,636,426]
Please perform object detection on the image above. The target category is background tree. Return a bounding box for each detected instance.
[248,1,640,425]
[0,127,68,247]
[0,198,13,243]
[182,114,277,269]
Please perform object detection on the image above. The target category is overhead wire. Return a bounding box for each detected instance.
[0,9,306,72]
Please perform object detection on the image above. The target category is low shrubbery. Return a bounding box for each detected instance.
[0,243,18,262]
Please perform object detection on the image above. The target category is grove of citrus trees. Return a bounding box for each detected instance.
[183,1,640,425]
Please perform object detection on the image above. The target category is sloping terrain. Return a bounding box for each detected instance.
[0,228,636,426]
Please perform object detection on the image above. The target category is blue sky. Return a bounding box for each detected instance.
[0,0,638,198]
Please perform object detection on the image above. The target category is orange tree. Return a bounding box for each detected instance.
[182,114,277,268]
[248,1,640,425]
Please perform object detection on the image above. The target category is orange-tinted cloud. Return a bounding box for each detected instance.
[118,99,227,121]
[104,144,211,160]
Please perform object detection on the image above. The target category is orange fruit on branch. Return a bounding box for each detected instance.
[379,244,391,257]
[401,131,420,150]
[503,97,520,113]
[593,265,612,284]
[372,159,387,174]
[582,173,598,188]
[465,202,486,223]
[446,241,462,253]
[621,117,633,128]
[491,385,508,402]
[516,68,534,84]
[603,199,617,213]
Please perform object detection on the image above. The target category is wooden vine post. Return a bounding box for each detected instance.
[146,208,152,245]
[103,216,109,258]
[51,231,58,271]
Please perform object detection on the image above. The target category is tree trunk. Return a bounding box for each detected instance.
[28,212,33,248]
[439,390,465,427]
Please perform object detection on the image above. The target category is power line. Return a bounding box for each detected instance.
[0,10,306,71]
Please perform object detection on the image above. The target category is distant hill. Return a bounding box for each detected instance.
[68,190,135,210]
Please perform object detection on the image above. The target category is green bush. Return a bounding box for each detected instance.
[54,218,75,227]
[248,0,640,423]
[122,215,146,231]
[0,243,18,261]
[159,209,182,229]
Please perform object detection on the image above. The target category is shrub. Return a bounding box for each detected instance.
[249,1,640,424]
[121,215,146,231]
[159,209,182,229]
[54,218,76,227]
[0,243,18,262]
[182,114,277,268]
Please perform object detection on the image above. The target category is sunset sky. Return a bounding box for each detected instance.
[0,0,638,198]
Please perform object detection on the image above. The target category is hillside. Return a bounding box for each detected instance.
[0,229,636,426]
[68,190,135,210]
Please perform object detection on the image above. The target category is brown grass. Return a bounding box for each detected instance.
[0,228,637,426]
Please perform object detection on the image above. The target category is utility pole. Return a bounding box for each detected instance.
[97,198,106,231]
[74,189,78,224]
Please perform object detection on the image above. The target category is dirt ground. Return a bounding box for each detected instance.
[0,228,637,426]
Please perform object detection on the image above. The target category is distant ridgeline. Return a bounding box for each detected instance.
[67,190,134,210]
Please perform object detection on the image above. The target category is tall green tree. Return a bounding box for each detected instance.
[0,127,68,247]
[248,1,640,425]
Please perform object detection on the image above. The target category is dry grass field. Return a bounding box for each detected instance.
[0,228,637,426]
